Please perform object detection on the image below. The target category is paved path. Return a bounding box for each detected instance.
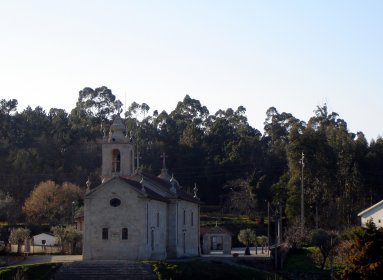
[15,255,82,265]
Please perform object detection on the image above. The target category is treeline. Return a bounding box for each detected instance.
[1,86,383,230]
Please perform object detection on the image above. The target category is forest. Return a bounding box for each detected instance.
[1,86,383,231]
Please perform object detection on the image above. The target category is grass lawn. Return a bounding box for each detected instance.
[147,259,283,280]
[0,263,62,280]
[283,247,330,278]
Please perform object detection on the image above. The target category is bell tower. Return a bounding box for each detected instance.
[101,115,135,182]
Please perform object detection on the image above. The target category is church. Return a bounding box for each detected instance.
[83,115,200,260]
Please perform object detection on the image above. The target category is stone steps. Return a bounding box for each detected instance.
[54,260,155,280]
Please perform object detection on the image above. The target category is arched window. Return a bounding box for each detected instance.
[112,149,121,173]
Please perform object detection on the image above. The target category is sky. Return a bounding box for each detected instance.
[1,1,382,140]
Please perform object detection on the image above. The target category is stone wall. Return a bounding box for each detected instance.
[174,200,199,257]
[84,179,168,260]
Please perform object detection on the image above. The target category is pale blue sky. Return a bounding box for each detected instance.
[1,1,382,140]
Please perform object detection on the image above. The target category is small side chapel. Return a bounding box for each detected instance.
[83,115,200,260]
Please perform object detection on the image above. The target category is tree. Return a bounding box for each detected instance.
[338,220,383,279]
[9,227,30,254]
[0,191,16,222]
[74,86,122,122]
[259,235,268,254]
[311,229,338,270]
[284,217,308,249]
[238,228,257,255]
[51,224,82,254]
[8,228,30,245]
[22,180,82,225]
[224,179,257,218]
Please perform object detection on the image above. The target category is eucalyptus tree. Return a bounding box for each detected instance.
[365,137,383,205]
[75,86,122,122]
[69,86,122,139]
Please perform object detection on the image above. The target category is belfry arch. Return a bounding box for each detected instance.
[112,149,121,173]
[101,115,135,182]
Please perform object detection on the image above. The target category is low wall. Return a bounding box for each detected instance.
[10,245,61,254]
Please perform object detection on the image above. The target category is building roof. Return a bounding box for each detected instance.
[358,199,383,216]
[200,225,232,235]
[86,172,200,205]
[120,177,169,202]
[140,172,200,203]
[33,233,55,238]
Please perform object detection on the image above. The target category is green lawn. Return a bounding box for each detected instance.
[284,248,320,273]
[283,247,331,279]
[201,213,260,226]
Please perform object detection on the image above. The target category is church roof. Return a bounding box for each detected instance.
[120,177,169,202]
[86,174,199,204]
[200,225,232,235]
[139,173,200,203]
[86,176,169,203]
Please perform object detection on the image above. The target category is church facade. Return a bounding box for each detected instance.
[83,115,200,260]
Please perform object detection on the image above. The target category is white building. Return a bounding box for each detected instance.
[83,115,200,260]
[358,200,383,228]
[33,233,58,246]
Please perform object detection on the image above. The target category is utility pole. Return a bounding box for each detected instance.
[279,204,282,245]
[267,201,270,256]
[315,203,319,229]
[300,152,305,236]
[274,203,282,270]
[136,150,141,171]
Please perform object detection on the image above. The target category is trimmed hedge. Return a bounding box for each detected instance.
[0,263,61,280]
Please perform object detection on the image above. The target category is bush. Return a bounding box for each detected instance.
[0,263,61,280]
[337,221,383,279]
[147,260,275,280]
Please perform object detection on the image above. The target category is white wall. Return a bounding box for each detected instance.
[360,203,383,228]
[33,233,57,246]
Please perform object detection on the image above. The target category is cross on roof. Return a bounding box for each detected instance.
[160,152,168,169]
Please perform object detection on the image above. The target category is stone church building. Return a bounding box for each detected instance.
[83,115,200,260]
